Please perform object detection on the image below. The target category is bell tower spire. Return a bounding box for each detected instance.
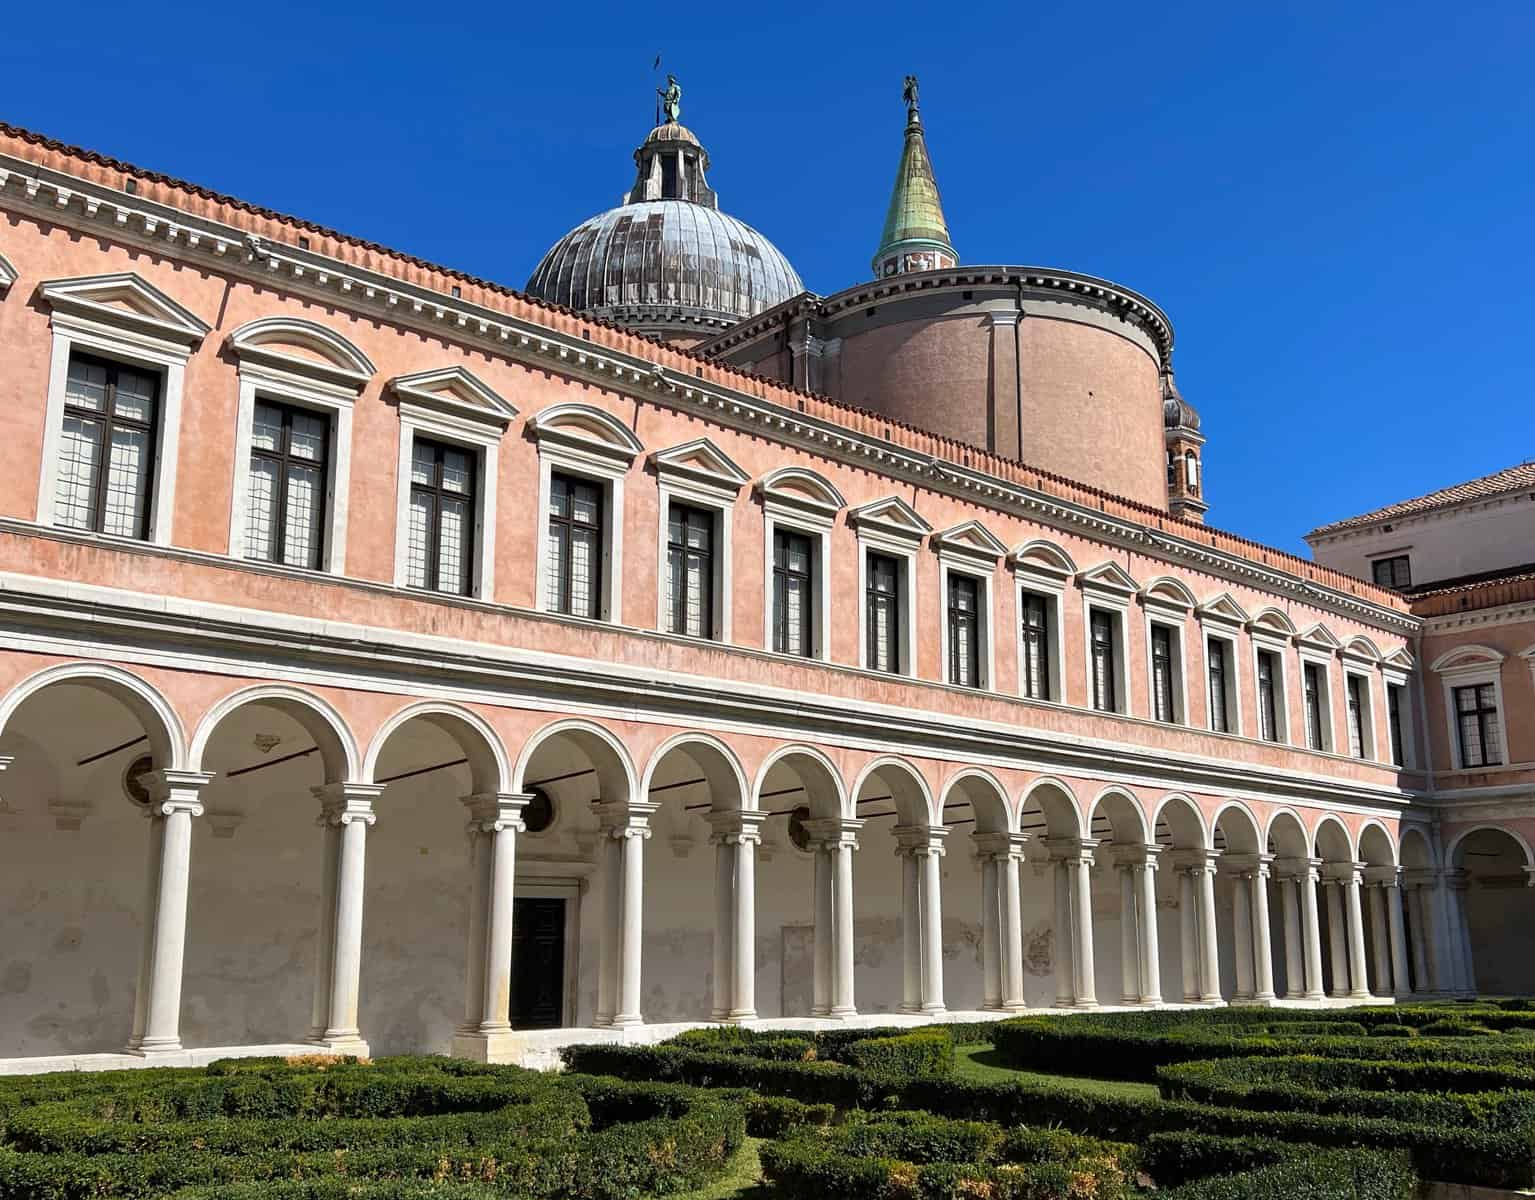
[872,75,958,279]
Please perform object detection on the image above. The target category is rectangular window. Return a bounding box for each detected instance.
[1387,683,1406,767]
[773,529,814,656]
[947,573,981,687]
[1371,555,1412,589]
[1454,683,1503,768]
[1208,637,1230,733]
[866,552,901,672]
[247,399,329,570]
[1151,624,1177,723]
[666,502,714,638]
[1347,674,1368,758]
[1090,608,1117,713]
[1257,650,1281,742]
[546,472,603,618]
[55,352,159,539]
[1020,592,1052,701]
[406,438,475,595]
[1303,661,1327,751]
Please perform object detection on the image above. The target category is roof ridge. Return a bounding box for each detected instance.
[1308,460,1535,537]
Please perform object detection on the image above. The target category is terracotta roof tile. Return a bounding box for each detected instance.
[1309,462,1535,537]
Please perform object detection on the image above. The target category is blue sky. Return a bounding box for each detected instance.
[4,1,1530,554]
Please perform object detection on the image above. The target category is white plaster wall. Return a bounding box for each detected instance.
[1311,497,1535,588]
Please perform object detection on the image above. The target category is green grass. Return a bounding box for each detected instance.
[662,1136,766,1200]
[953,1043,1160,1100]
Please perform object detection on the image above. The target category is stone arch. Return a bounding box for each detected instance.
[190,684,360,785]
[362,701,511,796]
[1399,825,1436,870]
[1020,776,1085,841]
[640,732,750,813]
[756,466,846,512]
[527,402,646,457]
[226,316,376,380]
[512,718,637,805]
[851,756,935,827]
[1211,800,1263,854]
[1140,576,1198,611]
[1249,607,1298,636]
[0,662,187,771]
[1357,819,1398,868]
[1265,808,1310,858]
[940,768,1013,835]
[1152,793,1208,850]
[1312,813,1355,863]
[1430,644,1505,672]
[753,744,847,821]
[1448,824,1535,869]
[1087,786,1150,847]
[1009,538,1078,579]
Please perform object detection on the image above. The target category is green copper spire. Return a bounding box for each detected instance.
[872,75,958,279]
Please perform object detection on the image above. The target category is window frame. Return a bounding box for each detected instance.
[1381,659,1416,769]
[54,350,161,540]
[1010,544,1074,705]
[404,436,478,596]
[1201,629,1243,736]
[246,397,333,571]
[1452,681,1504,769]
[1248,627,1293,745]
[864,549,906,674]
[36,275,208,548]
[1148,621,1181,723]
[546,471,607,620]
[1087,605,1127,714]
[653,439,747,644]
[666,499,718,639]
[1370,554,1412,590]
[1078,564,1137,716]
[1299,655,1335,753]
[759,476,841,663]
[943,567,986,688]
[849,498,927,678]
[1343,668,1377,760]
[1433,655,1509,773]
[772,525,818,657]
[933,523,1005,692]
[1017,588,1058,702]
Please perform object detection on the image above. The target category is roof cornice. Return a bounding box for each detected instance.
[0,154,1412,636]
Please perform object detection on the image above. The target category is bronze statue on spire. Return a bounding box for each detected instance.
[902,74,920,119]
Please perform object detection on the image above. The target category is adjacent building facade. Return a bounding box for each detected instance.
[0,91,1502,1073]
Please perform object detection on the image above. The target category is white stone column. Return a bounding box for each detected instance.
[308,783,382,1053]
[1178,867,1199,1002]
[1446,870,1476,996]
[307,815,341,1042]
[596,831,621,1024]
[1118,862,1139,1004]
[1196,857,1222,1004]
[1323,877,1349,996]
[1052,855,1075,1007]
[1250,858,1276,1002]
[1386,876,1411,998]
[708,810,763,1023]
[1230,866,1254,1002]
[974,832,1028,1011]
[1404,876,1434,993]
[899,848,922,1013]
[595,800,657,1029]
[1280,872,1305,998]
[1133,849,1162,1004]
[458,821,489,1036]
[1342,866,1371,1000]
[806,818,862,1019]
[453,793,528,1060]
[811,834,833,1016]
[895,825,949,1015]
[127,770,212,1055]
[1365,871,1392,997]
[1299,859,1326,999]
[1049,838,1098,1008]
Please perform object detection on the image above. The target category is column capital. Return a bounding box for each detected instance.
[972,830,1029,862]
[0,753,15,773]
[1523,866,1535,889]
[802,816,863,851]
[706,808,765,846]
[986,310,1021,328]
[1219,851,1275,879]
[144,769,215,818]
[313,782,383,827]
[893,824,949,857]
[1363,864,1402,887]
[1043,836,1098,865]
[1401,866,1438,888]
[1444,867,1472,893]
[461,792,529,834]
[1110,842,1164,869]
[1274,855,1323,881]
[593,799,660,836]
[1321,860,1366,885]
[1168,846,1221,875]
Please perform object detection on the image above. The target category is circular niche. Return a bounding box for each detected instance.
[522,787,556,835]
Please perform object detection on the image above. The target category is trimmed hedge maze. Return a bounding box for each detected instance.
[565,1011,1535,1196]
[0,1055,743,1200]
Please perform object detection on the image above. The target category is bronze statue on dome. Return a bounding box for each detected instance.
[658,75,682,124]
[903,74,920,117]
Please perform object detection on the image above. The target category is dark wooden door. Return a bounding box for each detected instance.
[511,897,565,1029]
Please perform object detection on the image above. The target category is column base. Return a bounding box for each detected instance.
[307,1034,370,1057]
[825,1005,858,1020]
[1198,996,1226,1007]
[1134,996,1164,1007]
[451,1030,523,1063]
[124,1037,183,1057]
[982,1002,1028,1014]
[1072,999,1099,1009]
[1250,993,1278,1005]
[1347,990,1372,1001]
[722,1008,758,1023]
[607,1014,645,1030]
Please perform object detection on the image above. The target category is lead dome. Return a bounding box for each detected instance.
[524,118,803,345]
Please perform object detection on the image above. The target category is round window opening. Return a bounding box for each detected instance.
[522,787,555,835]
[123,754,155,809]
[787,804,812,853]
